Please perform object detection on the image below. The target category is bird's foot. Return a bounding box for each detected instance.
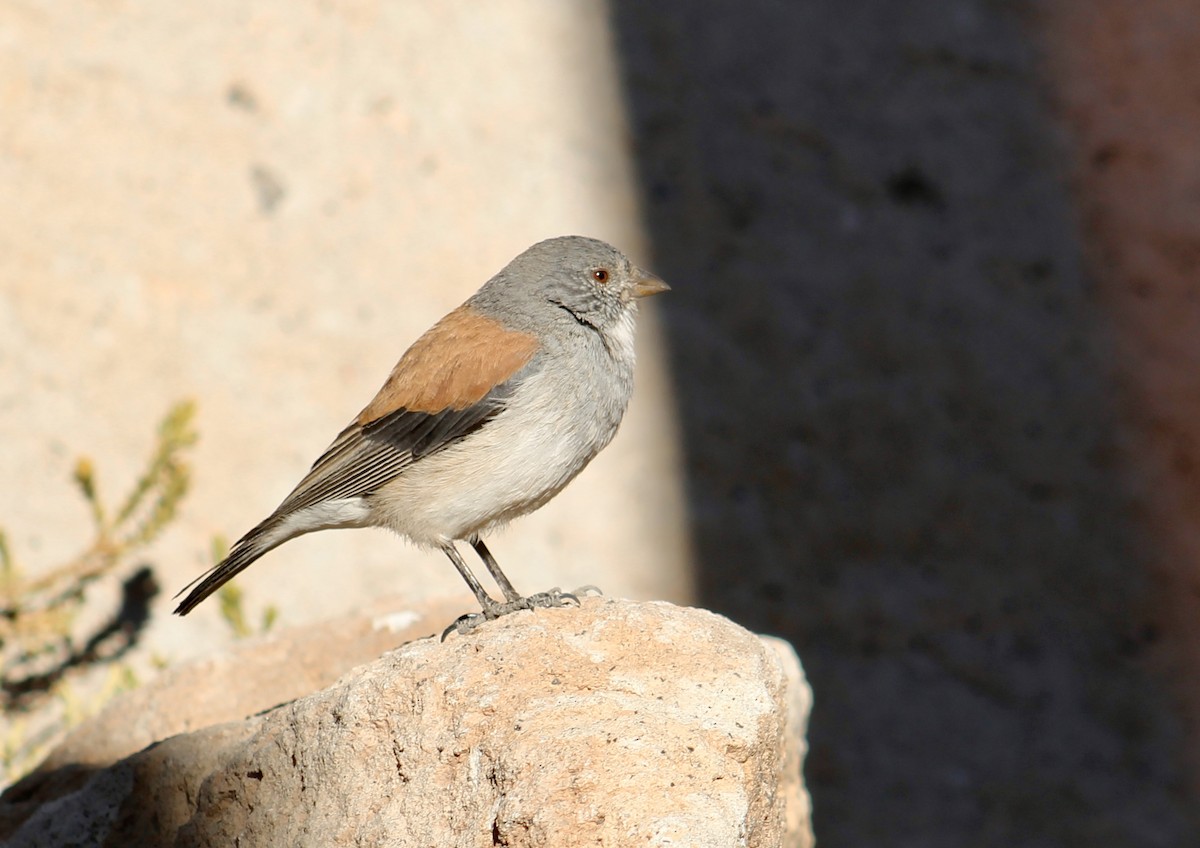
[442,612,485,640]
[520,586,582,611]
[440,587,592,640]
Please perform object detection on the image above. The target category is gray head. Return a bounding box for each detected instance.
[471,236,669,336]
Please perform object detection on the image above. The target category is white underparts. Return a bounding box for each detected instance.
[271,498,372,546]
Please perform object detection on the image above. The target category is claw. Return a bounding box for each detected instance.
[441,612,485,642]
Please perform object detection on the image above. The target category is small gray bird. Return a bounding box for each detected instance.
[174,236,668,631]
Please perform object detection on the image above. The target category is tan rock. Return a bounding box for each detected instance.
[26,595,471,777]
[2,599,813,847]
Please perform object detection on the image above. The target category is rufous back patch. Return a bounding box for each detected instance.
[356,306,539,422]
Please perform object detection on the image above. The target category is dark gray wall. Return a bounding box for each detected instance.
[609,2,1196,845]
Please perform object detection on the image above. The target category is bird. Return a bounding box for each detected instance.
[173,235,669,633]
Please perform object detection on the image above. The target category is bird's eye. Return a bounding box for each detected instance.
[592,268,610,284]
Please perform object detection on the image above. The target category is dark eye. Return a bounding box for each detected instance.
[592,268,610,284]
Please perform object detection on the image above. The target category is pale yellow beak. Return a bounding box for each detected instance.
[633,271,671,298]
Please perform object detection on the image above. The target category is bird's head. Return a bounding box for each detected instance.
[481,235,669,336]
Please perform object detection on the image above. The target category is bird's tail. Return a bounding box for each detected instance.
[173,515,293,615]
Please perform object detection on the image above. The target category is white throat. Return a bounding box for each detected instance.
[605,307,638,366]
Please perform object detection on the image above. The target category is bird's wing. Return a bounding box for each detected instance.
[276,304,541,514]
[174,305,540,616]
[274,387,514,514]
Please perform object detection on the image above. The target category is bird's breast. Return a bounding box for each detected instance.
[365,345,634,545]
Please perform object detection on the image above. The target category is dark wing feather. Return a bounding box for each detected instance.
[275,381,516,514]
[174,306,540,617]
[172,391,513,616]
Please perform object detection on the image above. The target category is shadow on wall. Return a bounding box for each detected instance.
[607,2,1197,846]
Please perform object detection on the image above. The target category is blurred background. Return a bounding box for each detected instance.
[3,0,1200,844]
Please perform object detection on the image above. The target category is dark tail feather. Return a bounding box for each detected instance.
[173,517,289,615]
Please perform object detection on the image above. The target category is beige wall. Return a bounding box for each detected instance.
[0,2,692,658]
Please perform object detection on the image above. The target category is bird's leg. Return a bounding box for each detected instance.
[469,536,522,603]
[469,536,587,611]
[441,538,586,640]
[440,542,503,614]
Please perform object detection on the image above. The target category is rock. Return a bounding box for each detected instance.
[23,595,471,781]
[1,599,813,847]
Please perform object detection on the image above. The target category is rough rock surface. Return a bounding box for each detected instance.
[1,599,813,848]
[14,595,470,783]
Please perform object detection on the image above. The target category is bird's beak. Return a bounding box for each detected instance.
[633,271,671,299]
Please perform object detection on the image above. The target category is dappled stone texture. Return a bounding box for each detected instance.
[1,600,812,847]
